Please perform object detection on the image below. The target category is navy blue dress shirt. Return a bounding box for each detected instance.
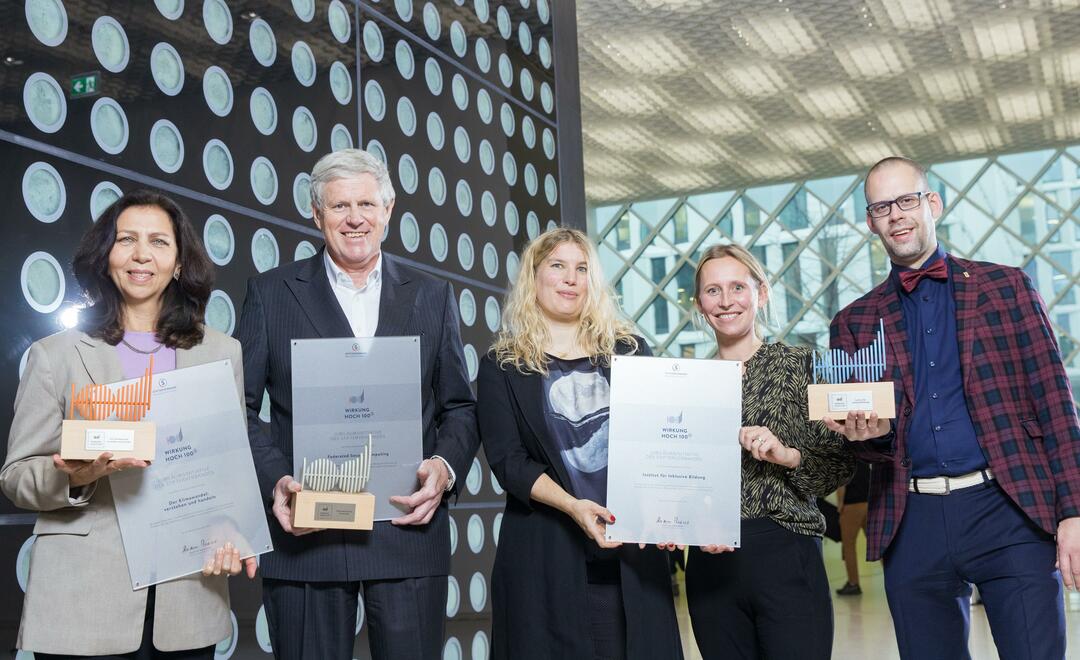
[892,245,987,478]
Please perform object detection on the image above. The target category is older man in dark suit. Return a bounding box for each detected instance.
[236,149,478,659]
[826,156,1080,659]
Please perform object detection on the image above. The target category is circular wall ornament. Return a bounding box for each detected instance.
[92,16,129,72]
[202,65,234,117]
[90,181,121,222]
[452,74,469,110]
[250,157,279,205]
[425,58,443,96]
[367,139,387,164]
[203,214,235,266]
[459,288,476,326]
[26,0,68,47]
[291,41,317,87]
[23,72,66,134]
[292,106,318,152]
[329,0,351,44]
[364,80,387,121]
[202,139,234,190]
[206,289,236,334]
[428,167,447,206]
[430,222,449,261]
[423,2,442,41]
[91,97,129,155]
[21,251,66,314]
[292,0,315,21]
[251,228,280,272]
[249,87,277,135]
[400,212,420,252]
[474,37,491,72]
[363,20,383,62]
[293,172,313,218]
[497,6,511,39]
[457,233,474,270]
[202,0,233,45]
[331,124,353,152]
[477,89,493,124]
[249,18,276,66]
[398,154,419,194]
[22,161,65,224]
[155,0,184,20]
[453,126,471,163]
[151,42,184,96]
[330,61,353,105]
[480,191,496,226]
[396,40,415,79]
[450,21,468,57]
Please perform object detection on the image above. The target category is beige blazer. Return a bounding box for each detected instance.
[1,328,244,654]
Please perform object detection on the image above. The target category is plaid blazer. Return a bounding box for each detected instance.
[830,255,1080,560]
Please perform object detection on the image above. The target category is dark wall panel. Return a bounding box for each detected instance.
[1,1,579,657]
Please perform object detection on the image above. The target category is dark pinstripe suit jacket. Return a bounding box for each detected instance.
[236,249,478,581]
[830,255,1080,561]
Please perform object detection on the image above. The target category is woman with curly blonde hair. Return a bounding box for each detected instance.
[478,227,683,660]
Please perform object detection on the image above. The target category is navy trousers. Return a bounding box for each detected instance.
[262,576,447,660]
[883,481,1065,660]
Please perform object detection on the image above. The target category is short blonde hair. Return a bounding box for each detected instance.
[492,228,638,374]
[694,243,772,340]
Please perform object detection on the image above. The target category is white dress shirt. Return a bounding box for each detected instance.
[325,250,382,338]
[323,250,456,490]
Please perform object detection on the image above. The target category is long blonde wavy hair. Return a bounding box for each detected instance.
[492,227,638,374]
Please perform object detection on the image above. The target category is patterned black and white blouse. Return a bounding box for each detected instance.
[740,342,856,537]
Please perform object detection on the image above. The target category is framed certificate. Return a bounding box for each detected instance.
[110,359,274,589]
[290,336,424,521]
[605,355,742,547]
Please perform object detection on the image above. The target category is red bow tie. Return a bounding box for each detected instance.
[899,259,948,293]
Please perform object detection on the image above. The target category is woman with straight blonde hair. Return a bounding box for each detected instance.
[478,227,683,660]
[685,243,854,659]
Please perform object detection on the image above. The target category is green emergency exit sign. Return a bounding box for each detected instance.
[70,72,100,98]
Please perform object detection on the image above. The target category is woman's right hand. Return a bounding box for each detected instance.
[700,544,737,554]
[568,498,622,549]
[53,452,149,488]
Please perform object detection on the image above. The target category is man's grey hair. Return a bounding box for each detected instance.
[310,148,396,210]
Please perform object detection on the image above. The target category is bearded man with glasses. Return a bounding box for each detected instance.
[824,156,1080,659]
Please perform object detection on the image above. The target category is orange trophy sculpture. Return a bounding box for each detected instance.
[60,357,157,461]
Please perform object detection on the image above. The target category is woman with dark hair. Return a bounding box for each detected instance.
[1,189,255,658]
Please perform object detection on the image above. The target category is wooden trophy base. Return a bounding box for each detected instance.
[292,490,375,530]
[60,419,156,461]
[807,382,896,421]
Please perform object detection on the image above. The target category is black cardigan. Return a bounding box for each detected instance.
[477,337,684,660]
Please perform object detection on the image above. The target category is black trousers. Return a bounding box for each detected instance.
[37,586,215,660]
[686,519,833,660]
[262,575,447,660]
[585,559,627,660]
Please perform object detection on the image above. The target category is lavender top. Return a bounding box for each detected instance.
[116,331,177,379]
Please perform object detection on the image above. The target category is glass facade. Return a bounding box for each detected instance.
[592,147,1080,407]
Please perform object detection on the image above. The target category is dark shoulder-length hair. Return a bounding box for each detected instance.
[72,189,214,349]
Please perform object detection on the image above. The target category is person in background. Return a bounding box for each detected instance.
[835,460,871,595]
[686,243,855,660]
[477,228,683,660]
[2,190,254,658]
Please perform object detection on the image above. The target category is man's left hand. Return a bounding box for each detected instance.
[390,458,449,526]
[1057,517,1080,590]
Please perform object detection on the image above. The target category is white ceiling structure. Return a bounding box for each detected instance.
[576,0,1080,203]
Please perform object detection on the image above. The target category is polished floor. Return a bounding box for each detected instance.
[675,530,1080,659]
